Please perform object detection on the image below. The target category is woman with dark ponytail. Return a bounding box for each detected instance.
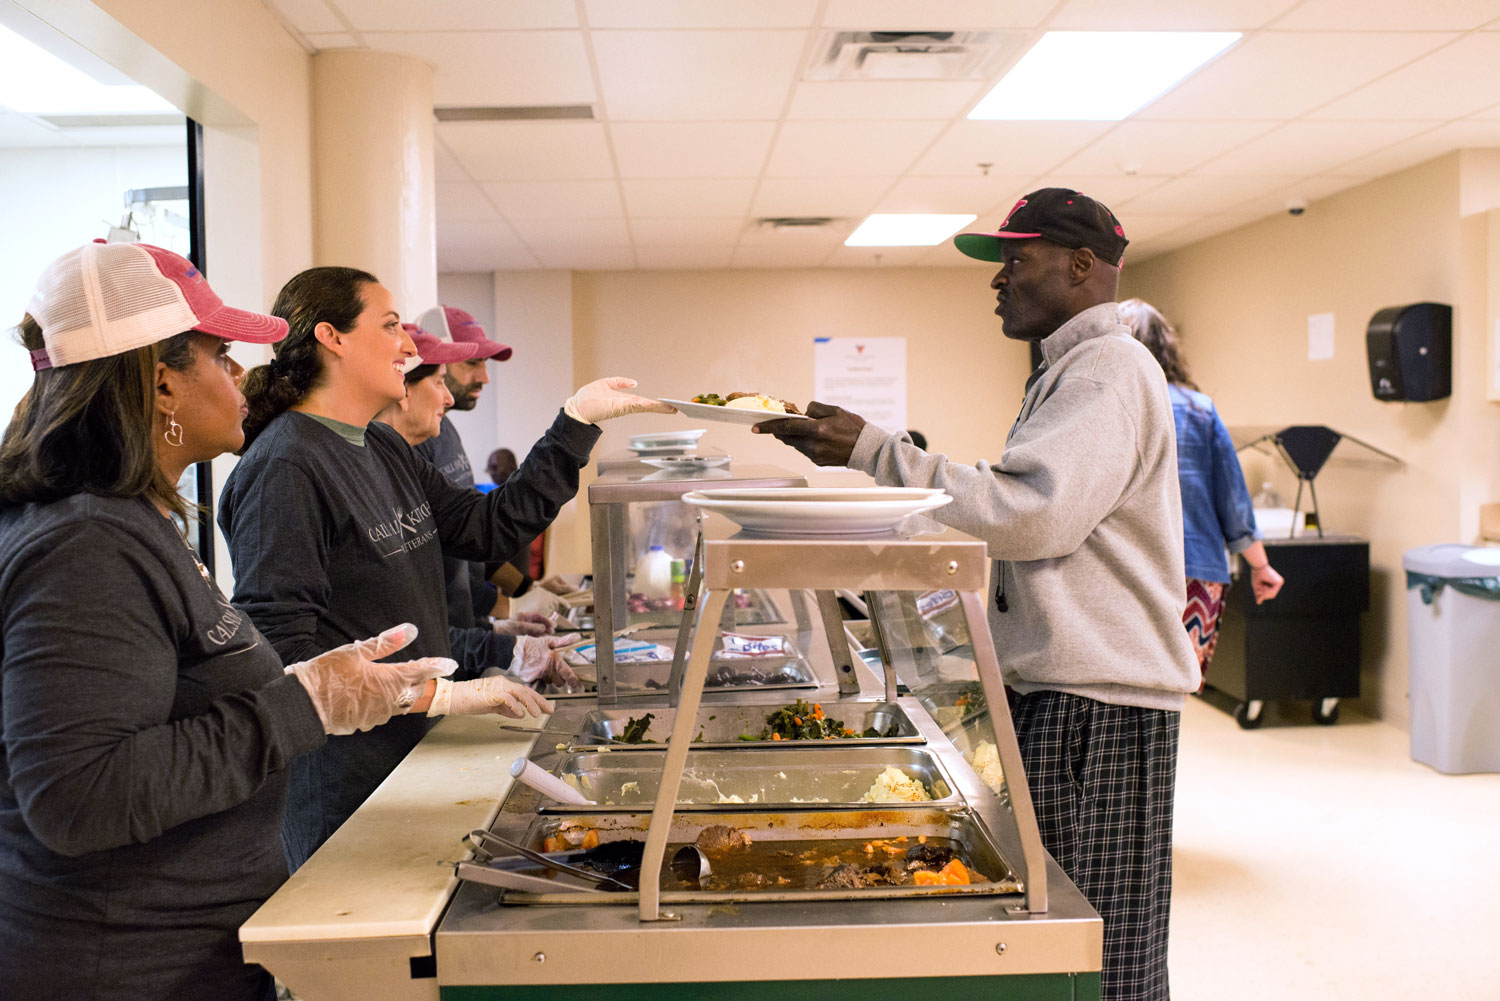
[0,243,455,1001]
[219,266,672,868]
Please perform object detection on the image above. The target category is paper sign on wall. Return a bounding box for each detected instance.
[813,337,907,434]
[1308,312,1335,361]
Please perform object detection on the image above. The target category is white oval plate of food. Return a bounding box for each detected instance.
[658,395,811,426]
[682,487,952,536]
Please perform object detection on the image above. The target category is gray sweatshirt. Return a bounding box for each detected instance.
[849,301,1200,710]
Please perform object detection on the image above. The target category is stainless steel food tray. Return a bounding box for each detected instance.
[547,745,957,811]
[457,807,1021,906]
[568,701,921,751]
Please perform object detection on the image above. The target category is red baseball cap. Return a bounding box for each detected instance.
[415,305,512,361]
[401,322,482,366]
[28,240,287,370]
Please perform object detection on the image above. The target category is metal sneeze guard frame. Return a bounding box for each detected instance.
[635,513,1050,921]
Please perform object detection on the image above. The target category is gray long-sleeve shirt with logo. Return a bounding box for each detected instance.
[849,301,1199,711]
[220,409,599,865]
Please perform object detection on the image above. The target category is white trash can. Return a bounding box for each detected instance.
[1403,544,1500,774]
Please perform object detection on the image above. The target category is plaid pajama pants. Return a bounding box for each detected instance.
[1010,690,1180,1001]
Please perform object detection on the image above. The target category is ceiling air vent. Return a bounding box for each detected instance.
[804,30,1019,81]
[757,217,837,231]
[434,105,595,122]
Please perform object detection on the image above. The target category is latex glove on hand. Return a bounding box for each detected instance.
[425,675,554,719]
[537,575,575,596]
[516,633,585,690]
[286,623,457,736]
[491,612,556,636]
[563,377,677,424]
[510,586,568,618]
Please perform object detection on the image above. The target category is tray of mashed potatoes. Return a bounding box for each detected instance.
[547,746,958,811]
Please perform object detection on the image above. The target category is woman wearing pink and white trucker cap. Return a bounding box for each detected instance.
[220,266,673,870]
[0,240,461,1001]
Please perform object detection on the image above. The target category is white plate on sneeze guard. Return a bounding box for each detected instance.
[683,487,952,536]
[628,429,707,449]
[642,455,732,470]
[659,398,811,426]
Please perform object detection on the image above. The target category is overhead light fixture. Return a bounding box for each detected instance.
[968,31,1239,121]
[845,213,976,247]
[0,25,176,116]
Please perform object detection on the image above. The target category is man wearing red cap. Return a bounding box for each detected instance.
[414,306,564,628]
[758,188,1198,1001]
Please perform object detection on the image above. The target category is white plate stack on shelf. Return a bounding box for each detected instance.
[683,487,952,537]
[626,429,707,458]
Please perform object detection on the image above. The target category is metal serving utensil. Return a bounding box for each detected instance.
[467,829,635,892]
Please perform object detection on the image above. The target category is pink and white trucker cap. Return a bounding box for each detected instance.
[401,322,482,366]
[27,240,287,371]
[415,305,512,362]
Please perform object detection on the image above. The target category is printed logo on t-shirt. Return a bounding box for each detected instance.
[206,599,246,647]
[366,501,438,558]
[439,454,470,481]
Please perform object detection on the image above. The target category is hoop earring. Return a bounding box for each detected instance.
[165,413,184,448]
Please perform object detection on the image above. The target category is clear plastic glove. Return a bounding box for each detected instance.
[509,635,578,684]
[538,575,575,596]
[491,612,555,636]
[286,623,457,736]
[510,586,568,617]
[425,675,554,719]
[563,376,677,424]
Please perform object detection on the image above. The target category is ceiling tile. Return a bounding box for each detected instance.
[1028,174,1173,211]
[591,30,807,120]
[1121,173,1300,214]
[620,178,757,217]
[629,218,746,245]
[1309,34,1500,120]
[1049,0,1300,30]
[635,245,738,269]
[437,121,614,181]
[268,0,344,34]
[821,0,1056,29]
[533,247,637,270]
[751,177,894,217]
[510,217,632,248]
[1228,174,1372,219]
[330,0,578,31]
[1270,0,1500,30]
[303,32,360,49]
[610,122,777,178]
[824,245,936,268]
[786,81,985,120]
[434,140,469,182]
[480,180,624,219]
[1474,103,1500,120]
[435,182,499,223]
[1137,32,1455,120]
[370,31,594,106]
[1193,120,1437,176]
[1331,120,1500,177]
[0,110,73,147]
[875,174,1033,214]
[731,243,838,268]
[1055,120,1277,176]
[766,120,946,176]
[1117,213,1201,241]
[911,121,1113,176]
[585,0,819,29]
[436,221,539,271]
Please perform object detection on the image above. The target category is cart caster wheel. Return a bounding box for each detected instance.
[1313,699,1340,725]
[1234,701,1264,730]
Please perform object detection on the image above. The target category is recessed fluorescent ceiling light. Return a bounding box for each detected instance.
[0,26,176,116]
[846,213,977,247]
[968,31,1239,121]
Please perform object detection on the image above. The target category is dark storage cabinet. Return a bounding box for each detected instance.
[1205,536,1369,728]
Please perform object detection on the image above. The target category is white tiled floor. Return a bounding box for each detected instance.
[1169,695,1500,1000]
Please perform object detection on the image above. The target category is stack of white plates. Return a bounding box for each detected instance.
[627,429,707,457]
[683,486,952,536]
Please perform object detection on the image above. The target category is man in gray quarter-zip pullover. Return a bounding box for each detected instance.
[756,189,1197,1001]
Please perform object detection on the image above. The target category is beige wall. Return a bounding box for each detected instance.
[1120,152,1500,726]
[541,266,1030,572]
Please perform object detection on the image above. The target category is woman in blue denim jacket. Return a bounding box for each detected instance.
[1120,299,1284,688]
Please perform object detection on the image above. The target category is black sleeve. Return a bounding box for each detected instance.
[469,561,500,619]
[0,524,325,857]
[414,410,600,564]
[221,456,333,666]
[446,626,515,680]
